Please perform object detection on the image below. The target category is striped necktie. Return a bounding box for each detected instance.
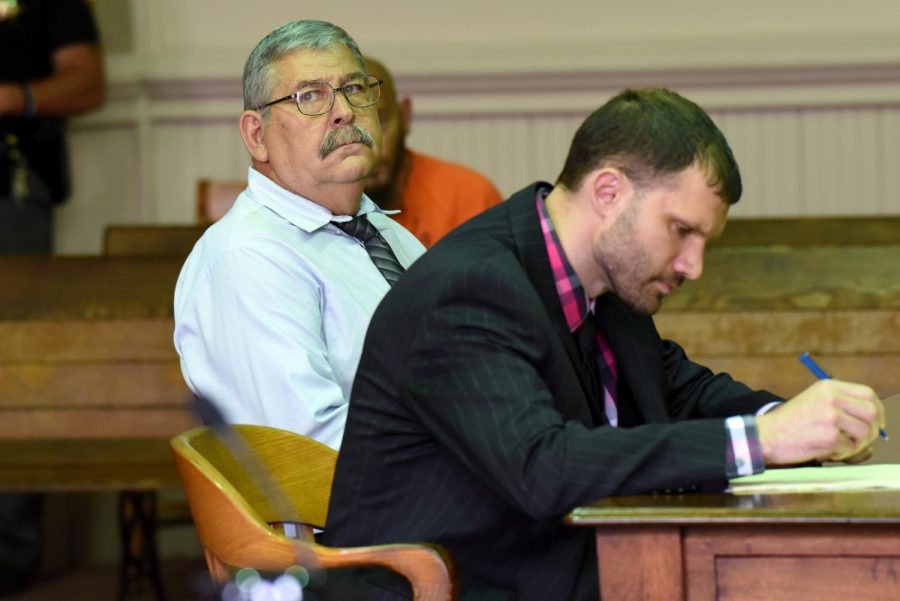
[333,214,405,286]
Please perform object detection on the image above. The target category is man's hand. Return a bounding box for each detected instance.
[756,379,885,465]
[0,84,26,117]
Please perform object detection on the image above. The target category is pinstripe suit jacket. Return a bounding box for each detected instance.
[323,182,781,600]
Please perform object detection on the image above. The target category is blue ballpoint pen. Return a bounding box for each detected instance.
[798,352,889,440]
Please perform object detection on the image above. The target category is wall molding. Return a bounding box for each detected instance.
[77,60,900,130]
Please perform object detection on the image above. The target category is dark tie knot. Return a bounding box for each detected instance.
[333,214,378,243]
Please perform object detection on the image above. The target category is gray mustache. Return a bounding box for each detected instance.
[319,125,374,158]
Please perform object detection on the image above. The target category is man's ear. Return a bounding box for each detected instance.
[398,96,412,137]
[589,168,627,216]
[239,110,268,163]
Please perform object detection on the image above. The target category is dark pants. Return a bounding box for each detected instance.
[0,193,53,253]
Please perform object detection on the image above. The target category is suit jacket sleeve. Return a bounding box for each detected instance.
[661,337,782,420]
[398,258,756,519]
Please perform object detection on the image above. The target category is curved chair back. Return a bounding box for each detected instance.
[171,424,456,600]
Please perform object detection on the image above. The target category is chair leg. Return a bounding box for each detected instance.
[203,548,231,585]
[117,491,167,601]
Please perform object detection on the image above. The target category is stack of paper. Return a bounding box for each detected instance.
[729,464,900,494]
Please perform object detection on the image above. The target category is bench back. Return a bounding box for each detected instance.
[657,217,900,462]
[0,256,197,489]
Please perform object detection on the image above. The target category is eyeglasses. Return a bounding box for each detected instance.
[257,75,382,116]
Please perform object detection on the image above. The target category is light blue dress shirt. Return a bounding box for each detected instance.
[174,167,425,450]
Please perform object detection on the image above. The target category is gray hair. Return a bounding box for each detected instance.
[242,20,366,116]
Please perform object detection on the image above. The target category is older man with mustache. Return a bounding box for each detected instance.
[174,20,424,449]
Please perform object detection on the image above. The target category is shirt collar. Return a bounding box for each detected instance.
[246,167,397,232]
[535,188,592,333]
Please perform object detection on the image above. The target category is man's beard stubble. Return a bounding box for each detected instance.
[596,202,682,316]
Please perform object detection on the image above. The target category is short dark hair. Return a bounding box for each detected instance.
[556,88,742,204]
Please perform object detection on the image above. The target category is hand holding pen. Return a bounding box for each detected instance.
[799,352,888,441]
[755,356,887,465]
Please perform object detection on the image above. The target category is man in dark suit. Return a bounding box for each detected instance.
[323,88,885,600]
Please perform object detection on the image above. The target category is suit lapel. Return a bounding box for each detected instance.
[506,183,604,426]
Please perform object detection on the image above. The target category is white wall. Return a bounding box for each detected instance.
[57,0,900,254]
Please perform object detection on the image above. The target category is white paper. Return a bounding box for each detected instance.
[729,464,900,494]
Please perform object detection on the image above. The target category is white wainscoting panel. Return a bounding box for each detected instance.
[56,69,900,255]
[150,118,248,223]
[409,113,587,196]
[55,123,141,254]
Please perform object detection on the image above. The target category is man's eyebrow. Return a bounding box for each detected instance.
[291,72,366,90]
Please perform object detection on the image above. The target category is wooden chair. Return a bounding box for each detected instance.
[170,424,457,600]
[196,179,245,223]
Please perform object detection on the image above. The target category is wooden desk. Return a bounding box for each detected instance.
[567,490,900,601]
[567,220,900,599]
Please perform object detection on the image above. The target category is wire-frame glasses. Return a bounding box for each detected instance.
[257,75,382,116]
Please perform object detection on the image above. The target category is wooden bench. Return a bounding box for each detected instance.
[0,255,198,599]
[656,217,900,462]
[711,216,900,247]
[103,224,207,258]
[3,218,897,593]
[0,255,195,451]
